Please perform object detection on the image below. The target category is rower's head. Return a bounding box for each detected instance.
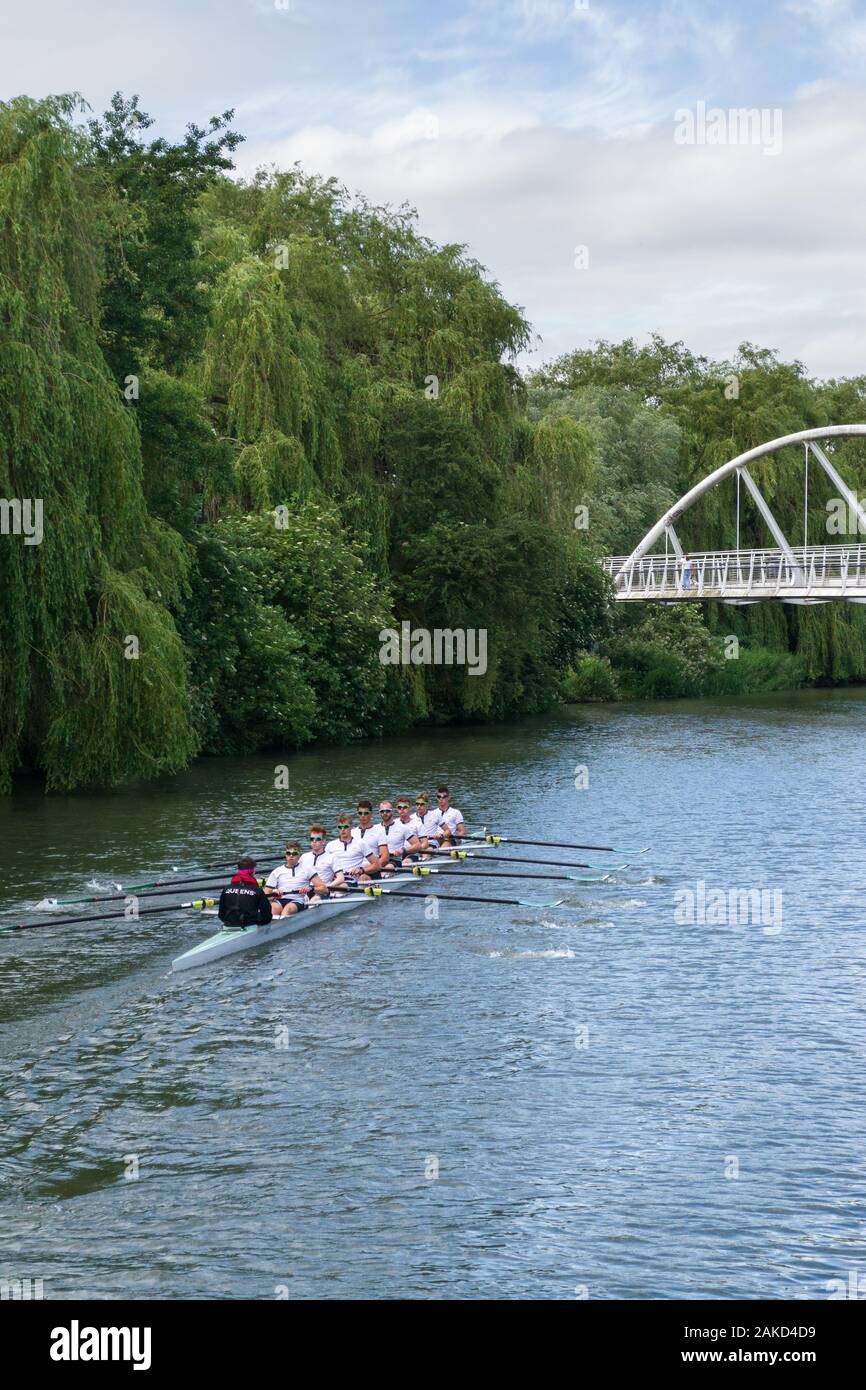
[396,797,412,822]
[284,842,301,862]
[379,800,394,823]
[308,823,327,850]
[357,799,373,826]
[415,794,429,814]
[436,785,451,810]
[237,856,256,871]
[336,815,354,843]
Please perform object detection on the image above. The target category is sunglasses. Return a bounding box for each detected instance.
[357,809,371,816]
[397,804,410,811]
[436,793,448,799]
[285,849,300,855]
[415,801,428,807]
[310,835,324,842]
[337,823,352,830]
[380,808,393,816]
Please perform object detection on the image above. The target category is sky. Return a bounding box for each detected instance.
[3,0,866,377]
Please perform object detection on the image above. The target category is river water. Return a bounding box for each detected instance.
[1,689,864,1300]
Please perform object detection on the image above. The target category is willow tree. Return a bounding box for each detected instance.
[0,96,196,790]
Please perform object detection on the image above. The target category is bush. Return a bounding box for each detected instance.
[560,656,618,702]
[702,645,805,695]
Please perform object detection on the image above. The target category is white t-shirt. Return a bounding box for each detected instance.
[354,824,387,865]
[326,837,366,872]
[297,849,337,886]
[439,806,465,835]
[387,817,420,854]
[413,809,442,843]
[265,864,310,896]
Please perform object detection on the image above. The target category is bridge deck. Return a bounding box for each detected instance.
[602,545,866,604]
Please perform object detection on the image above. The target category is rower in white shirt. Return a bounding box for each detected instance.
[326,815,374,882]
[264,841,315,918]
[387,796,424,862]
[411,793,441,856]
[297,823,345,899]
[435,785,466,842]
[354,800,389,874]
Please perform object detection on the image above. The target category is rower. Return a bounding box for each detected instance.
[355,799,389,874]
[435,785,466,843]
[388,797,424,864]
[412,793,441,856]
[297,824,345,899]
[327,816,374,884]
[264,842,312,918]
[218,857,273,930]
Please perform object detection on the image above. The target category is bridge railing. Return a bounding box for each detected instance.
[602,545,866,601]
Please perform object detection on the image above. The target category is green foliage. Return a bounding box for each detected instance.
[703,647,805,696]
[561,656,619,702]
[88,93,243,378]
[605,606,725,699]
[178,506,402,750]
[0,94,196,791]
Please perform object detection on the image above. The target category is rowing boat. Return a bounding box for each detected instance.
[170,855,484,972]
[171,893,371,971]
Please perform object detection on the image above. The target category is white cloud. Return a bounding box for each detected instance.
[2,0,865,377]
[243,80,866,376]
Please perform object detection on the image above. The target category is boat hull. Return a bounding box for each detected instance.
[171,896,367,971]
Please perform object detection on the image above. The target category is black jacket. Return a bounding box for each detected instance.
[218,873,273,928]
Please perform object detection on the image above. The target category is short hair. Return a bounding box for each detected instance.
[436,784,449,795]
[357,799,373,813]
[285,842,300,854]
[309,823,327,836]
[336,813,354,825]
[238,856,256,870]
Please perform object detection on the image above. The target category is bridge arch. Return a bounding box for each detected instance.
[624,424,866,566]
[606,424,866,605]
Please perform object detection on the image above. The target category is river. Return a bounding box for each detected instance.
[1,688,864,1299]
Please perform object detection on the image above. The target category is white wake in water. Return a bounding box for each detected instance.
[489,947,576,959]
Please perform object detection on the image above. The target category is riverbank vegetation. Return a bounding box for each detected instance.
[1,94,864,790]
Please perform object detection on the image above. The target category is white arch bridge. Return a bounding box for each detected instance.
[602,425,866,605]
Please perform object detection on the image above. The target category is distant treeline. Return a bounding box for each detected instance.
[1,94,865,791]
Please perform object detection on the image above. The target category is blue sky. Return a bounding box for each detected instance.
[3,0,866,375]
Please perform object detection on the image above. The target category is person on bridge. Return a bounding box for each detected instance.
[681,554,693,590]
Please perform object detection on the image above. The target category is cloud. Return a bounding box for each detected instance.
[243,79,866,376]
[2,0,865,377]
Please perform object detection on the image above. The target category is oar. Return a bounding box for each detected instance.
[391,865,607,883]
[3,899,217,934]
[464,828,647,850]
[427,849,627,871]
[49,853,283,903]
[462,833,648,854]
[346,885,563,909]
[37,876,250,909]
